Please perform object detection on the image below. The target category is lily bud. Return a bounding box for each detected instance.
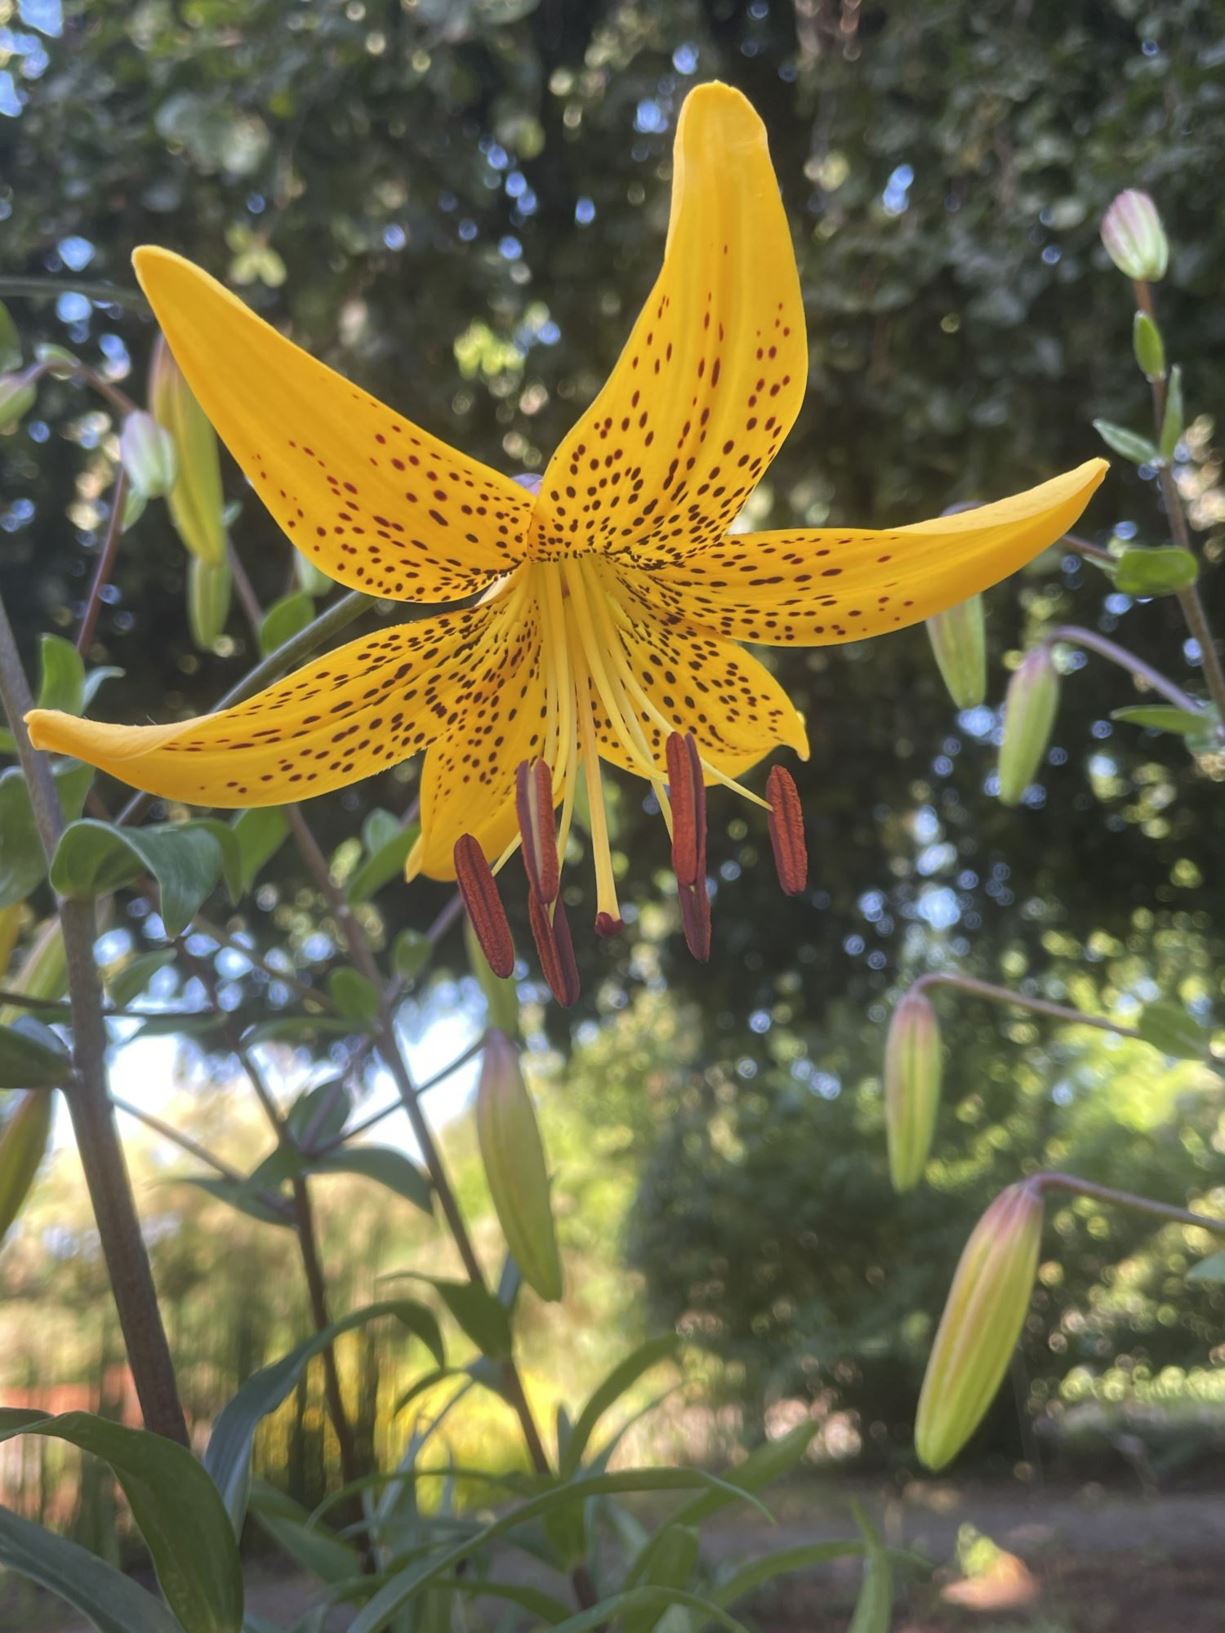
[884,989,942,1193]
[925,594,987,710]
[149,335,227,566]
[187,553,233,651]
[120,411,178,499]
[475,1029,563,1302]
[1131,312,1165,382]
[1100,190,1168,282]
[0,1091,55,1247]
[0,375,36,433]
[915,1181,1044,1470]
[997,647,1059,807]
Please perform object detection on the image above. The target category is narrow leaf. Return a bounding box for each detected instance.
[347,820,420,905]
[308,1147,432,1214]
[0,1505,181,1633]
[1092,419,1161,465]
[1113,546,1198,597]
[1112,704,1215,737]
[563,1335,680,1476]
[51,820,223,936]
[0,1019,70,1088]
[37,634,86,715]
[0,760,93,909]
[258,591,315,657]
[1137,999,1209,1060]
[1188,1251,1225,1284]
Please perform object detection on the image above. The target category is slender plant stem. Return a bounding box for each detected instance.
[0,275,146,308]
[111,1095,295,1218]
[192,915,337,1014]
[913,972,1144,1039]
[77,467,129,656]
[1061,531,1116,565]
[311,1037,487,1158]
[0,590,188,1444]
[1043,624,1213,720]
[1034,1171,1225,1236]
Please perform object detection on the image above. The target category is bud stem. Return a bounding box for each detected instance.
[1031,1171,1225,1237]
[76,465,129,656]
[1043,625,1217,731]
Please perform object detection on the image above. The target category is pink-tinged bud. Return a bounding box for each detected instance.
[120,410,178,499]
[925,594,987,711]
[528,890,580,1007]
[997,647,1059,807]
[516,757,560,905]
[915,1181,1044,1470]
[476,1029,563,1302]
[0,374,36,433]
[765,764,807,895]
[454,834,516,980]
[884,989,941,1193]
[666,731,706,889]
[148,335,227,566]
[1100,190,1168,282]
[0,1090,55,1249]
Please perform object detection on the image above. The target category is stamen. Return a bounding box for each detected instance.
[528,890,580,1007]
[666,731,706,888]
[516,757,560,905]
[678,879,712,963]
[766,765,808,896]
[454,834,516,978]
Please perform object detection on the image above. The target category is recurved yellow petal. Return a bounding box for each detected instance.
[133,247,533,603]
[630,459,1108,645]
[529,83,806,567]
[26,610,498,807]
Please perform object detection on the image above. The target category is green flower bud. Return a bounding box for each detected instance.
[997,647,1060,807]
[915,1181,1044,1470]
[1100,190,1168,282]
[1131,311,1165,381]
[187,553,232,651]
[476,1028,563,1302]
[120,410,178,499]
[0,374,37,433]
[0,1090,55,1248]
[149,335,227,566]
[925,595,987,711]
[884,989,942,1193]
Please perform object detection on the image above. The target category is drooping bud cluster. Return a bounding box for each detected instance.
[1100,190,1168,283]
[883,987,942,1193]
[997,646,1060,806]
[915,1180,1045,1470]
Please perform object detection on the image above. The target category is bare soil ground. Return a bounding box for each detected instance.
[12,1477,1225,1631]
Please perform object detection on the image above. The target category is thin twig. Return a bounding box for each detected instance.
[310,1035,487,1158]
[1044,624,1214,722]
[77,467,129,656]
[1034,1171,1225,1236]
[0,275,146,308]
[913,972,1144,1039]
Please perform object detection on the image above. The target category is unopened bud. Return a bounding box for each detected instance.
[149,335,227,566]
[0,375,36,433]
[120,411,178,499]
[1101,190,1168,282]
[915,1181,1044,1470]
[0,1091,55,1248]
[1132,312,1165,381]
[997,647,1059,807]
[187,553,233,650]
[884,989,942,1193]
[926,594,986,710]
[475,1029,563,1302]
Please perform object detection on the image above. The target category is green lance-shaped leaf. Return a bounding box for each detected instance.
[1188,1251,1225,1284]
[0,1505,181,1633]
[476,1029,563,1303]
[883,988,942,1193]
[1160,363,1184,459]
[248,1481,362,1586]
[1100,189,1169,282]
[205,1299,444,1531]
[915,1181,1044,1471]
[0,1090,55,1245]
[0,1019,70,1089]
[1092,419,1161,466]
[36,633,86,715]
[847,1504,893,1633]
[149,333,227,565]
[105,948,176,1008]
[1132,310,1165,380]
[258,589,315,658]
[0,301,21,371]
[563,1334,680,1479]
[347,811,420,904]
[623,1524,700,1633]
[51,819,224,936]
[393,927,433,981]
[1111,704,1219,739]
[1136,999,1209,1061]
[188,553,232,650]
[997,647,1060,806]
[0,1409,244,1633]
[0,760,93,909]
[1113,546,1197,597]
[306,1146,433,1214]
[0,916,67,1022]
[924,594,986,710]
[327,965,380,1025]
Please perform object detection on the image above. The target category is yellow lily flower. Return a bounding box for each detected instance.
[27,83,1106,998]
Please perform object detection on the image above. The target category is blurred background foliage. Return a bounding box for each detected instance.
[2,0,1225,1499]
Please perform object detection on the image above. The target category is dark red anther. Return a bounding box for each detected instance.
[595,911,625,938]
[528,890,581,1007]
[515,757,560,905]
[765,765,808,896]
[666,730,706,888]
[678,880,712,963]
[453,834,515,979]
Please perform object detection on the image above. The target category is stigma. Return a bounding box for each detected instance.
[451,558,808,1005]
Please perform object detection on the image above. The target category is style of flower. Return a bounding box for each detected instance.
[27,83,1106,1001]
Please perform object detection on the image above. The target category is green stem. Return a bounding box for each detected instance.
[913,972,1144,1040]
[77,466,129,656]
[1043,624,1216,725]
[0,275,146,308]
[1034,1171,1225,1236]
[0,591,188,1445]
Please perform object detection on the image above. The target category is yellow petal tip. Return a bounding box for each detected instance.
[677,80,766,155]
